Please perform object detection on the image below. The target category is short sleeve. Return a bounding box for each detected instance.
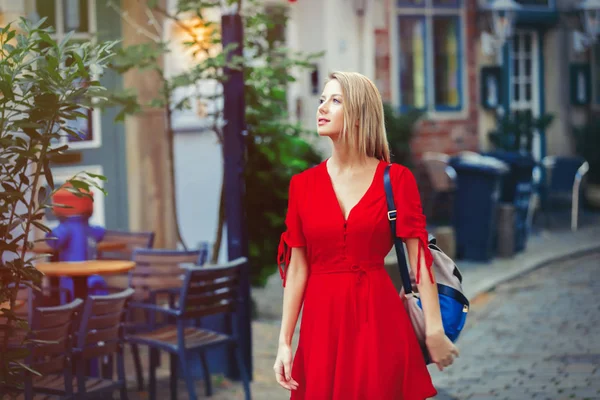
[392,165,434,284]
[277,174,306,286]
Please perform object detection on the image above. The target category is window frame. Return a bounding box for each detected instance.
[513,0,555,10]
[32,0,102,150]
[392,0,468,118]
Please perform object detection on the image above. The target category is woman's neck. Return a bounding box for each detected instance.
[328,136,374,171]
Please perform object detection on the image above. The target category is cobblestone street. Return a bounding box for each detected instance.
[430,252,600,400]
[126,251,600,399]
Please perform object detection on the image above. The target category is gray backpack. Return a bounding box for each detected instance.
[384,164,469,363]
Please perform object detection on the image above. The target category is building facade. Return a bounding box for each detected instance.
[286,0,597,163]
[2,0,597,251]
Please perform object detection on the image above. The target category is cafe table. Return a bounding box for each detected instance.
[35,260,135,300]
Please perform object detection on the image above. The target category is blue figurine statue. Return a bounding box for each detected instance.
[46,184,108,301]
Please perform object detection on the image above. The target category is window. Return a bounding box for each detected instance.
[32,0,101,149]
[509,32,540,113]
[396,0,464,113]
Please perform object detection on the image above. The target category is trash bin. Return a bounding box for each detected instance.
[450,154,509,262]
[484,151,536,252]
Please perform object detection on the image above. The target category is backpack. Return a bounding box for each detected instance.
[384,164,469,363]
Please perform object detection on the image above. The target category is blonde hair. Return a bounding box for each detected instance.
[327,71,390,163]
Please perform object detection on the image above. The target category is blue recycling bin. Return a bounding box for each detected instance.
[450,154,509,262]
[484,151,536,252]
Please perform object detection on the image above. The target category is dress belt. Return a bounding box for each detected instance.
[310,261,385,326]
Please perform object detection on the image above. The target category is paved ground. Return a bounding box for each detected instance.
[124,250,600,400]
[429,251,600,400]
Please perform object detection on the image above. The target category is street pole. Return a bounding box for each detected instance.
[221,8,252,380]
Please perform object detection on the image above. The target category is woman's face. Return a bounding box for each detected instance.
[317,79,345,138]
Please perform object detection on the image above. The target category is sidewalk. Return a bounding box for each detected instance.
[459,216,600,302]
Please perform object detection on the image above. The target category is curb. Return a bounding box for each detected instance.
[466,243,600,303]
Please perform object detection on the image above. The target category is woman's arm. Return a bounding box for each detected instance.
[279,247,309,346]
[405,238,458,370]
[274,246,309,390]
[405,238,443,335]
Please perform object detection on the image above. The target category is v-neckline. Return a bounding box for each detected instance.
[324,159,383,224]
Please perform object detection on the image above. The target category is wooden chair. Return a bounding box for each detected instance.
[97,229,155,261]
[3,283,73,326]
[126,248,203,392]
[540,156,590,231]
[17,298,83,400]
[70,288,134,399]
[129,249,203,304]
[421,152,457,224]
[126,257,251,400]
[94,229,155,302]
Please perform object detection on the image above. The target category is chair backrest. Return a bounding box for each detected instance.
[75,288,134,361]
[97,230,155,260]
[0,284,38,344]
[27,298,83,376]
[421,156,456,192]
[543,156,586,193]
[130,249,202,301]
[178,257,246,320]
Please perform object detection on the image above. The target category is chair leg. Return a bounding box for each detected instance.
[170,353,178,400]
[199,351,213,397]
[24,372,33,400]
[117,344,129,400]
[234,344,251,400]
[572,185,582,231]
[101,354,114,379]
[131,343,144,391]
[178,350,198,400]
[149,348,159,400]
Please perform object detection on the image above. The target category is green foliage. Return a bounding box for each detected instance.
[0,18,115,388]
[242,3,323,286]
[488,110,555,154]
[573,117,600,184]
[383,103,422,167]
[105,0,323,286]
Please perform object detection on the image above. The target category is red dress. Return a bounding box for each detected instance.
[277,160,438,400]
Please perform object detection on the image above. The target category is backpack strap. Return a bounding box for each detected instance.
[383,164,415,297]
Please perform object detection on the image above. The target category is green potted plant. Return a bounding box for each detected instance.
[0,18,115,389]
[383,103,422,167]
[488,109,555,155]
[574,118,600,209]
[486,110,555,252]
[486,110,555,202]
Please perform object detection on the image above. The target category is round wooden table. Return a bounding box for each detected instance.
[25,241,127,255]
[36,260,135,300]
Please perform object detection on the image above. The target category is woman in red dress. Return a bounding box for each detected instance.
[273,71,459,399]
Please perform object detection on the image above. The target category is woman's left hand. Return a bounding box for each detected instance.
[425,330,459,371]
